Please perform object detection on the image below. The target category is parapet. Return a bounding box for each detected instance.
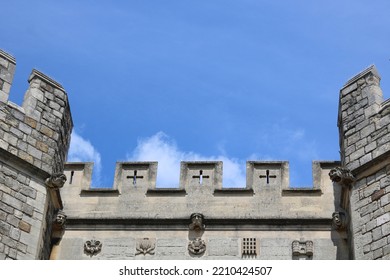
[64,160,338,192]
[61,160,341,220]
[0,49,73,176]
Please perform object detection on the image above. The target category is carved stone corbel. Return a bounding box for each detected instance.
[54,210,67,229]
[135,238,156,255]
[188,237,206,255]
[329,167,355,187]
[45,173,67,190]
[332,211,348,231]
[189,213,205,231]
[84,239,102,256]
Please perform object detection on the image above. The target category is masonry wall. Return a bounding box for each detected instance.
[338,65,390,259]
[0,50,73,259]
[53,160,348,260]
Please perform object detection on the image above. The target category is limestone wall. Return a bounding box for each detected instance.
[51,229,348,260]
[54,160,348,259]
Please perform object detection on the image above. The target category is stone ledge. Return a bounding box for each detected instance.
[0,50,16,64]
[28,69,64,90]
[65,217,333,230]
[282,188,322,196]
[213,188,254,195]
[341,65,380,91]
[146,188,186,196]
[80,188,120,196]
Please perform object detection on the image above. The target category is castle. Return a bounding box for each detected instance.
[0,49,389,260]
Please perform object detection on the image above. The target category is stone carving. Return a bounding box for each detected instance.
[45,173,67,189]
[329,167,355,186]
[135,238,156,255]
[54,210,67,228]
[188,238,206,255]
[84,239,102,255]
[189,213,205,231]
[292,240,313,257]
[332,211,347,231]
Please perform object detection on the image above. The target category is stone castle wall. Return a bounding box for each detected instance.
[0,50,73,259]
[51,160,349,260]
[337,65,390,259]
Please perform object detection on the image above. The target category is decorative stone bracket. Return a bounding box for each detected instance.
[189,213,205,231]
[332,211,348,231]
[45,173,67,190]
[53,210,67,229]
[329,167,355,187]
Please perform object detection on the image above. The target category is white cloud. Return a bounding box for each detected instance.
[67,131,102,185]
[128,132,246,188]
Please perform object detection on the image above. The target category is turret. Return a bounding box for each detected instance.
[0,50,73,259]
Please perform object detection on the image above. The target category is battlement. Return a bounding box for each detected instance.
[0,49,73,175]
[61,160,340,221]
[64,160,337,192]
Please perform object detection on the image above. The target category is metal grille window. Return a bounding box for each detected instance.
[242,238,257,258]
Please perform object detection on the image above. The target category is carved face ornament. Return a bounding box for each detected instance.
[55,211,67,226]
[189,213,205,231]
[84,239,102,255]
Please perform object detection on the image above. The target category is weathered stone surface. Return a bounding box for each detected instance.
[208,238,239,256]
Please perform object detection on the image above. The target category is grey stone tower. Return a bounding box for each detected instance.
[0,49,73,259]
[336,65,390,259]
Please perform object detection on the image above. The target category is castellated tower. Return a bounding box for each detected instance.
[336,65,390,259]
[0,50,73,259]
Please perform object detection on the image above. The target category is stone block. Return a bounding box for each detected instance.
[382,222,390,236]
[2,193,23,210]
[372,227,383,241]
[18,220,31,233]
[371,189,385,201]
[1,235,16,248]
[0,209,6,221]
[383,244,390,256]
[357,232,373,247]
[377,213,390,226]
[371,237,387,251]
[350,148,365,162]
[0,220,11,235]
[9,227,21,241]
[27,145,42,160]
[360,201,378,217]
[381,193,390,207]
[16,242,27,254]
[373,248,383,259]
[22,204,34,217]
[0,201,14,214]
[364,141,377,153]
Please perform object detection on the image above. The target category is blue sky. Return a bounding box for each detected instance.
[2,0,390,187]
